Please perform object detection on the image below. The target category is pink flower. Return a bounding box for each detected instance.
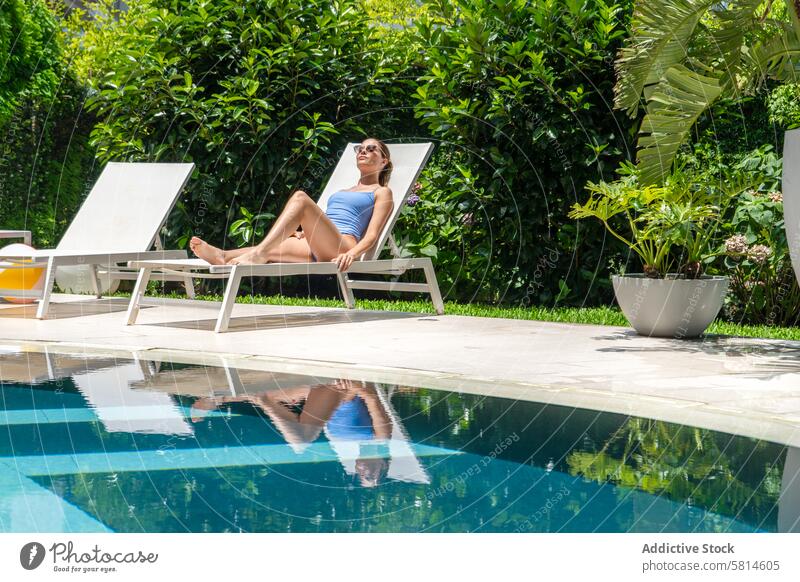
[747,244,772,264]
[725,234,748,255]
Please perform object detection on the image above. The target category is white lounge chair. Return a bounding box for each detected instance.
[125,142,444,332]
[0,345,119,384]
[0,162,195,319]
[325,384,430,485]
[0,347,194,437]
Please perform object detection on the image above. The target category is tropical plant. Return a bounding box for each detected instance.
[616,0,800,185]
[569,163,745,278]
[719,167,800,325]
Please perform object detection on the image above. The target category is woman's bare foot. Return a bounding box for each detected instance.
[227,248,269,265]
[189,397,220,423]
[190,236,225,265]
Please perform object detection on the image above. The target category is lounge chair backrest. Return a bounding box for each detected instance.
[72,362,193,436]
[56,162,194,253]
[317,143,434,261]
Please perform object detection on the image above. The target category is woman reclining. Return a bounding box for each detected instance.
[190,137,393,272]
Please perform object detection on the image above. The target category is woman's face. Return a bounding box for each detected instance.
[356,457,389,488]
[355,139,386,174]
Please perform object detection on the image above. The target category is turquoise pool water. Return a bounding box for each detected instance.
[0,347,791,533]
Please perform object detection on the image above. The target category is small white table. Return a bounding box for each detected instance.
[0,230,32,245]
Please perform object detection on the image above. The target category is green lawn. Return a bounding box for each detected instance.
[140,292,800,341]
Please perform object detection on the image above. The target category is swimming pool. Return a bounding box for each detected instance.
[0,345,793,533]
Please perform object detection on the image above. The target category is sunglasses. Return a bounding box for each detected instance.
[353,144,381,155]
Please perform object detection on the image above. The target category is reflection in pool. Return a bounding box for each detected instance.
[0,346,795,533]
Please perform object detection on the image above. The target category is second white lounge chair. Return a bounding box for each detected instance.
[0,162,196,319]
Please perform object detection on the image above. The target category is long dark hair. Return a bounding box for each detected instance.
[367,138,393,187]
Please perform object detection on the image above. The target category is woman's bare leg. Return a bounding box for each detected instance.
[298,384,347,425]
[228,191,353,265]
[192,234,313,265]
[259,236,314,263]
[190,236,256,265]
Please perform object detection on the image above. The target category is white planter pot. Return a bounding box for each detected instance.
[612,274,729,338]
[782,128,800,288]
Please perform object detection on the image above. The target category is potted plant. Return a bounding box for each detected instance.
[569,164,734,338]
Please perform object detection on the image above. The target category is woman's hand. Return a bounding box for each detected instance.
[333,250,357,272]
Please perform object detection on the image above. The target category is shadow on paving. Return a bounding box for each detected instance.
[0,298,132,319]
[146,308,427,332]
[593,330,800,378]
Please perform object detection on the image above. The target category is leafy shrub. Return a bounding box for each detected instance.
[767,83,800,130]
[0,0,97,247]
[691,91,782,164]
[228,207,275,247]
[78,0,420,257]
[410,0,635,304]
[0,0,61,124]
[394,149,504,301]
[715,148,800,326]
[721,194,800,327]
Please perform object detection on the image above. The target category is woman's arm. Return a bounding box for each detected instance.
[353,383,393,439]
[333,186,393,271]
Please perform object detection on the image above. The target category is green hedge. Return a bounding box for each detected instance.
[82,0,420,254]
[405,0,636,304]
[0,0,97,248]
[77,0,639,304]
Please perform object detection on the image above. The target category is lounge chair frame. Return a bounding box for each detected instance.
[0,230,32,245]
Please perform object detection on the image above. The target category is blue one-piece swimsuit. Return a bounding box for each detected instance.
[306,190,375,262]
[325,190,375,242]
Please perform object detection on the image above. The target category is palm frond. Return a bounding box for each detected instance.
[744,21,800,87]
[636,65,722,185]
[614,0,717,116]
[708,0,764,93]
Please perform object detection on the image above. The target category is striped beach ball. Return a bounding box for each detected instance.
[0,243,45,304]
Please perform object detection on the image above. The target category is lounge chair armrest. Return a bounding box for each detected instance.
[0,230,32,245]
